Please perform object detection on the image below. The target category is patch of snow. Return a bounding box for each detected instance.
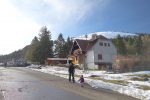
[127,71,150,75]
[128,81,150,87]
[86,77,150,100]
[27,65,150,100]
[27,64,41,69]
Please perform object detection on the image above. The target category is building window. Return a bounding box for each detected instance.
[98,54,102,60]
[99,42,103,46]
[108,43,110,46]
[104,43,107,46]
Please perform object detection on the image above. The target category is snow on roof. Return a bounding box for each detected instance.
[47,58,72,61]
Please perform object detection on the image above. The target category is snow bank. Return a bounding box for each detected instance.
[28,66,150,100]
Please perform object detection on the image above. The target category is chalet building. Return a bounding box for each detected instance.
[70,35,117,70]
[6,58,27,67]
[47,58,72,65]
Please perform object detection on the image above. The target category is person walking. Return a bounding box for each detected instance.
[78,75,84,87]
[68,61,75,83]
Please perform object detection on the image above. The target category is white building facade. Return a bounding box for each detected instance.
[71,35,117,70]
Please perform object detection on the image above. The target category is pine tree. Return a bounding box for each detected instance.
[25,36,39,62]
[37,26,53,64]
[128,37,134,46]
[114,35,127,55]
[66,37,73,56]
[54,33,66,58]
[134,35,143,55]
[125,36,135,55]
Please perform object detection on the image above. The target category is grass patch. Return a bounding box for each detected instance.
[138,74,150,78]
[88,76,105,81]
[129,74,150,78]
[137,85,150,90]
[131,77,149,81]
[74,74,81,77]
[128,74,150,81]
[88,76,129,86]
[104,80,129,86]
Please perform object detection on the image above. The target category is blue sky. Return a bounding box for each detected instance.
[0,0,150,54]
[13,0,150,37]
[66,0,150,36]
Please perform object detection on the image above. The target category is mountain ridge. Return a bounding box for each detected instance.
[75,31,137,40]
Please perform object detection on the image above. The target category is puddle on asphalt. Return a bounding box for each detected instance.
[18,88,23,92]
[0,89,6,92]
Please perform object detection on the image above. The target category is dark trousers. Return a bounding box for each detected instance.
[69,73,75,82]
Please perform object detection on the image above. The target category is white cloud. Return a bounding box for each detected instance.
[0,0,41,54]
[12,0,107,38]
[0,0,110,54]
[41,0,111,38]
[43,0,93,22]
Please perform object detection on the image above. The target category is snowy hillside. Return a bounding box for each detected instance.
[75,31,136,40]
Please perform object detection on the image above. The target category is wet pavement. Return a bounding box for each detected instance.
[0,67,91,100]
[0,67,139,100]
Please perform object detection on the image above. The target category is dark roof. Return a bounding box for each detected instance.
[75,35,108,52]
[75,39,90,52]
